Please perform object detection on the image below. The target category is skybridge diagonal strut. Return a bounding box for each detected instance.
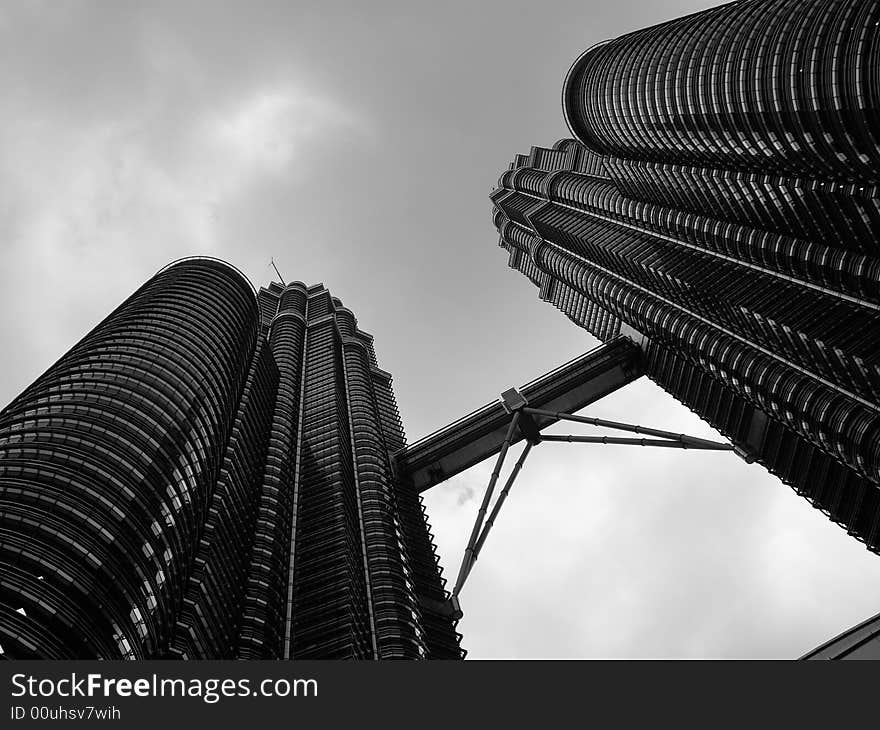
[473,442,533,562]
[451,410,521,599]
[445,387,735,616]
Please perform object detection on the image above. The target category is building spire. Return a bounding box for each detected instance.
[269,257,286,285]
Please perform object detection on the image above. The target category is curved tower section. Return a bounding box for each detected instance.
[563,0,879,179]
[0,259,259,659]
[237,283,307,658]
[563,0,880,254]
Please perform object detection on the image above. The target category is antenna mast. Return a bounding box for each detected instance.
[270,258,286,285]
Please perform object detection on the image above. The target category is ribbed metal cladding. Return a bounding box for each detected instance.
[237,288,306,658]
[0,258,259,658]
[289,288,374,658]
[492,6,879,556]
[563,0,880,254]
[564,0,880,179]
[367,345,465,657]
[169,339,277,659]
[342,324,425,658]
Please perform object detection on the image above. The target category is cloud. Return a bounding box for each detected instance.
[209,87,362,176]
[2,84,366,260]
[0,7,369,401]
[454,482,476,506]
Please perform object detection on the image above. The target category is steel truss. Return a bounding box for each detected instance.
[444,389,734,620]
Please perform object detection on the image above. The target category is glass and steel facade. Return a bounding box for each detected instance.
[0,258,463,659]
[491,0,880,551]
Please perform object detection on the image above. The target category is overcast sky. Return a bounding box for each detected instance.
[2,0,879,658]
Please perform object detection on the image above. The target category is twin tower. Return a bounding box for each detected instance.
[492,0,879,551]
[0,260,462,659]
[1,0,878,658]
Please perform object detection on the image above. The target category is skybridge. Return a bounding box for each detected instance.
[394,335,736,619]
[396,336,645,492]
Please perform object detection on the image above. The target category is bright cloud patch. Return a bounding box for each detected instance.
[211,87,358,174]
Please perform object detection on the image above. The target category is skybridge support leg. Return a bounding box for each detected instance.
[451,411,520,599]
[446,441,533,618]
[453,441,533,600]
[472,442,532,565]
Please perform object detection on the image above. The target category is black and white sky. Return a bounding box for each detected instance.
[2,0,879,658]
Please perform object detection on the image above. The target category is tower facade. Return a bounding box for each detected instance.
[491,0,880,550]
[0,258,463,659]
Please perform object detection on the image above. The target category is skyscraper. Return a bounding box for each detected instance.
[0,257,463,659]
[491,0,880,550]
